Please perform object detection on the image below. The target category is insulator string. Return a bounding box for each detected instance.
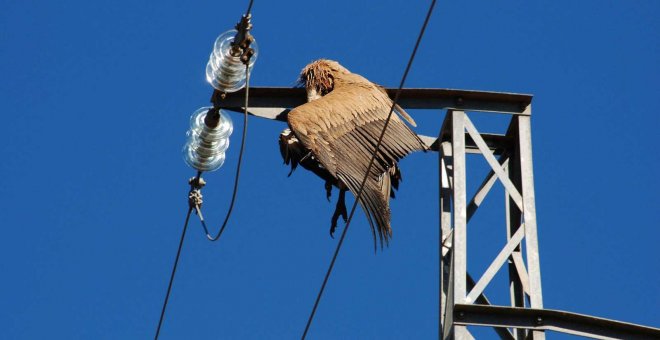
[195,61,250,241]
[155,1,255,336]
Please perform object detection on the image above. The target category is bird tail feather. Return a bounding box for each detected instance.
[338,173,393,250]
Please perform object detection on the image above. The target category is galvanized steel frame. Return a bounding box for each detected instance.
[438,106,546,340]
[214,87,660,340]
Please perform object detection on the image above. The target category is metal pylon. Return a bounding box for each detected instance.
[214,87,660,340]
[439,106,545,340]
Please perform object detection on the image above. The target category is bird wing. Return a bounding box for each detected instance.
[288,84,425,246]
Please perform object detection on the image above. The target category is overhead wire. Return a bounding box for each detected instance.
[155,206,194,340]
[155,61,251,338]
[300,0,437,338]
[154,1,255,335]
[196,61,251,241]
[158,0,435,336]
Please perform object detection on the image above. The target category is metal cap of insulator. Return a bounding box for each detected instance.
[183,107,233,172]
[205,29,258,93]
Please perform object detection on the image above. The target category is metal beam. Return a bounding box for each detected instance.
[226,108,512,155]
[464,114,523,210]
[510,252,530,296]
[467,158,509,224]
[516,113,544,311]
[217,87,533,114]
[450,111,470,339]
[466,274,515,340]
[467,225,525,304]
[439,134,452,339]
[453,304,660,340]
[504,119,527,339]
[441,156,510,257]
[431,133,512,155]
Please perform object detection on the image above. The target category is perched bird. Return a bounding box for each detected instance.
[279,59,426,247]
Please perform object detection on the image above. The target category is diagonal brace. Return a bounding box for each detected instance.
[467,224,525,303]
[442,156,510,256]
[464,115,523,211]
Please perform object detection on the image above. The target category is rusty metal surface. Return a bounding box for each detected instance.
[216,87,532,114]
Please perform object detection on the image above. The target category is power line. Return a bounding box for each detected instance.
[155,206,194,340]
[300,1,437,338]
[155,17,254,337]
[196,62,251,241]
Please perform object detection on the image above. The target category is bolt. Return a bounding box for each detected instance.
[535,316,543,325]
[457,311,465,319]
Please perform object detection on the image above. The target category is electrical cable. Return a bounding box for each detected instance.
[153,62,249,336]
[196,61,251,241]
[300,1,437,338]
[155,5,254,335]
[154,206,194,340]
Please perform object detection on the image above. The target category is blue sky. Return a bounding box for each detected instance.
[1,1,658,339]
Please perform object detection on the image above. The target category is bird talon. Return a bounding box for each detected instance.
[325,181,332,201]
[330,209,341,238]
[341,205,347,222]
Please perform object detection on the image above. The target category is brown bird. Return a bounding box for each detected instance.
[279,59,426,247]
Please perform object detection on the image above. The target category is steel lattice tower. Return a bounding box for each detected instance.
[217,87,660,340]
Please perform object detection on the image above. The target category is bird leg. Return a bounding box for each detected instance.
[330,189,348,238]
[325,181,332,201]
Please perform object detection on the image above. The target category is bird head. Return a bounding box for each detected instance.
[298,59,350,102]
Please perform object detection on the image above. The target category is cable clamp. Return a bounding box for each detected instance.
[188,176,206,210]
[231,14,255,65]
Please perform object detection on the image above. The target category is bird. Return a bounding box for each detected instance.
[279,59,426,247]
